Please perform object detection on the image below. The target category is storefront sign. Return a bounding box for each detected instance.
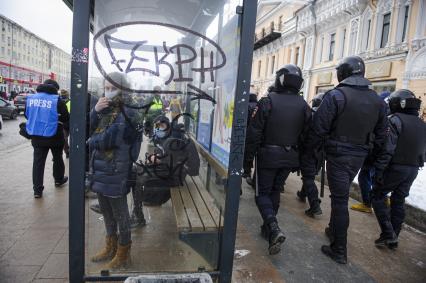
[317,72,332,85]
[366,61,392,79]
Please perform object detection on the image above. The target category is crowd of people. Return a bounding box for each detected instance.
[21,55,425,270]
[243,55,426,264]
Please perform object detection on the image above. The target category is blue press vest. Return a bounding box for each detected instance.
[26,93,59,137]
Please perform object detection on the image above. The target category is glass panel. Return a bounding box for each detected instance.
[85,0,241,276]
[381,13,391,48]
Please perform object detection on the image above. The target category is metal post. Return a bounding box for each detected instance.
[69,0,90,282]
[218,1,257,282]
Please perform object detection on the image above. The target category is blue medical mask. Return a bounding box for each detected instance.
[154,128,167,139]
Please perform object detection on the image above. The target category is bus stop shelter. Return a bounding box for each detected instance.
[65,0,257,282]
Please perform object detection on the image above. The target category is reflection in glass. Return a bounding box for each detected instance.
[85,0,242,276]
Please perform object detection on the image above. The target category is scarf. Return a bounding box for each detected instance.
[94,96,122,160]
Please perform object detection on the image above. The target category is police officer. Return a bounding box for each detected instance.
[25,79,69,198]
[305,56,388,264]
[297,92,325,217]
[244,64,311,255]
[371,89,426,249]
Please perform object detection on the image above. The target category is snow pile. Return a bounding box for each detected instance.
[407,165,426,211]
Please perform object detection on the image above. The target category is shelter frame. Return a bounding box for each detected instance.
[67,0,257,282]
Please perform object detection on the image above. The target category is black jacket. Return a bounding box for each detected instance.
[28,84,70,147]
[304,80,388,163]
[244,90,311,170]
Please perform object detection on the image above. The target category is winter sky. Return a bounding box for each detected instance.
[0,0,73,54]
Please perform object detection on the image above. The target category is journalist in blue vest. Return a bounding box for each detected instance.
[305,56,389,264]
[371,89,426,249]
[25,79,69,198]
[244,64,311,255]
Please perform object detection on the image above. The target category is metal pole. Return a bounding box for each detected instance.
[69,0,90,282]
[218,1,257,282]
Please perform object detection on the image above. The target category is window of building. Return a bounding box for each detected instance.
[270,21,274,32]
[371,80,396,94]
[13,39,16,46]
[380,13,391,48]
[7,36,10,46]
[340,28,346,58]
[401,5,409,42]
[7,49,10,55]
[1,47,4,55]
[1,34,4,43]
[295,47,300,65]
[329,33,336,61]
[271,55,275,74]
[261,28,265,38]
[279,15,283,30]
[366,19,371,50]
[316,36,324,63]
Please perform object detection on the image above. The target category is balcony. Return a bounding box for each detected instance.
[254,26,281,50]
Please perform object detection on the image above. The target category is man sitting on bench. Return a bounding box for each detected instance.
[130,116,200,229]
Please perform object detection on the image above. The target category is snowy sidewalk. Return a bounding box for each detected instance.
[0,142,425,282]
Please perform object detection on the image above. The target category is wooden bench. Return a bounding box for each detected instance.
[170,175,223,267]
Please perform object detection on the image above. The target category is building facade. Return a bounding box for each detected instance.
[251,0,426,118]
[0,14,71,93]
[251,1,306,96]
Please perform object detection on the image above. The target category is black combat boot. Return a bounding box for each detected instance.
[305,200,322,218]
[375,218,398,249]
[321,244,347,264]
[268,221,286,255]
[375,232,398,249]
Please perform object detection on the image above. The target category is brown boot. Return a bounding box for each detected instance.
[90,235,118,262]
[106,242,131,269]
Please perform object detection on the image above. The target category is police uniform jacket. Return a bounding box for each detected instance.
[304,76,388,170]
[244,88,311,170]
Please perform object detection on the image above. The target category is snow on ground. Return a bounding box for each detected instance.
[353,163,426,211]
[407,165,426,211]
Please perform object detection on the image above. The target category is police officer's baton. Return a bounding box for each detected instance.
[320,140,326,198]
[255,155,259,197]
[320,156,325,198]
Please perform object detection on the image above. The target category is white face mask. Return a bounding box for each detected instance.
[105,90,120,99]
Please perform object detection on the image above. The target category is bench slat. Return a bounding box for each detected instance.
[170,187,191,232]
[191,176,224,228]
[185,177,217,231]
[179,185,205,232]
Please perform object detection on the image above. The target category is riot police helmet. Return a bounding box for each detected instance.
[388,89,421,114]
[274,64,304,92]
[336,56,365,82]
[311,92,325,112]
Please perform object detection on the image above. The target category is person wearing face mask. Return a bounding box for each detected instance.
[88,72,142,270]
[132,116,200,212]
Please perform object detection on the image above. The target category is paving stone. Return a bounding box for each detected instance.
[0,264,40,283]
[36,253,68,279]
